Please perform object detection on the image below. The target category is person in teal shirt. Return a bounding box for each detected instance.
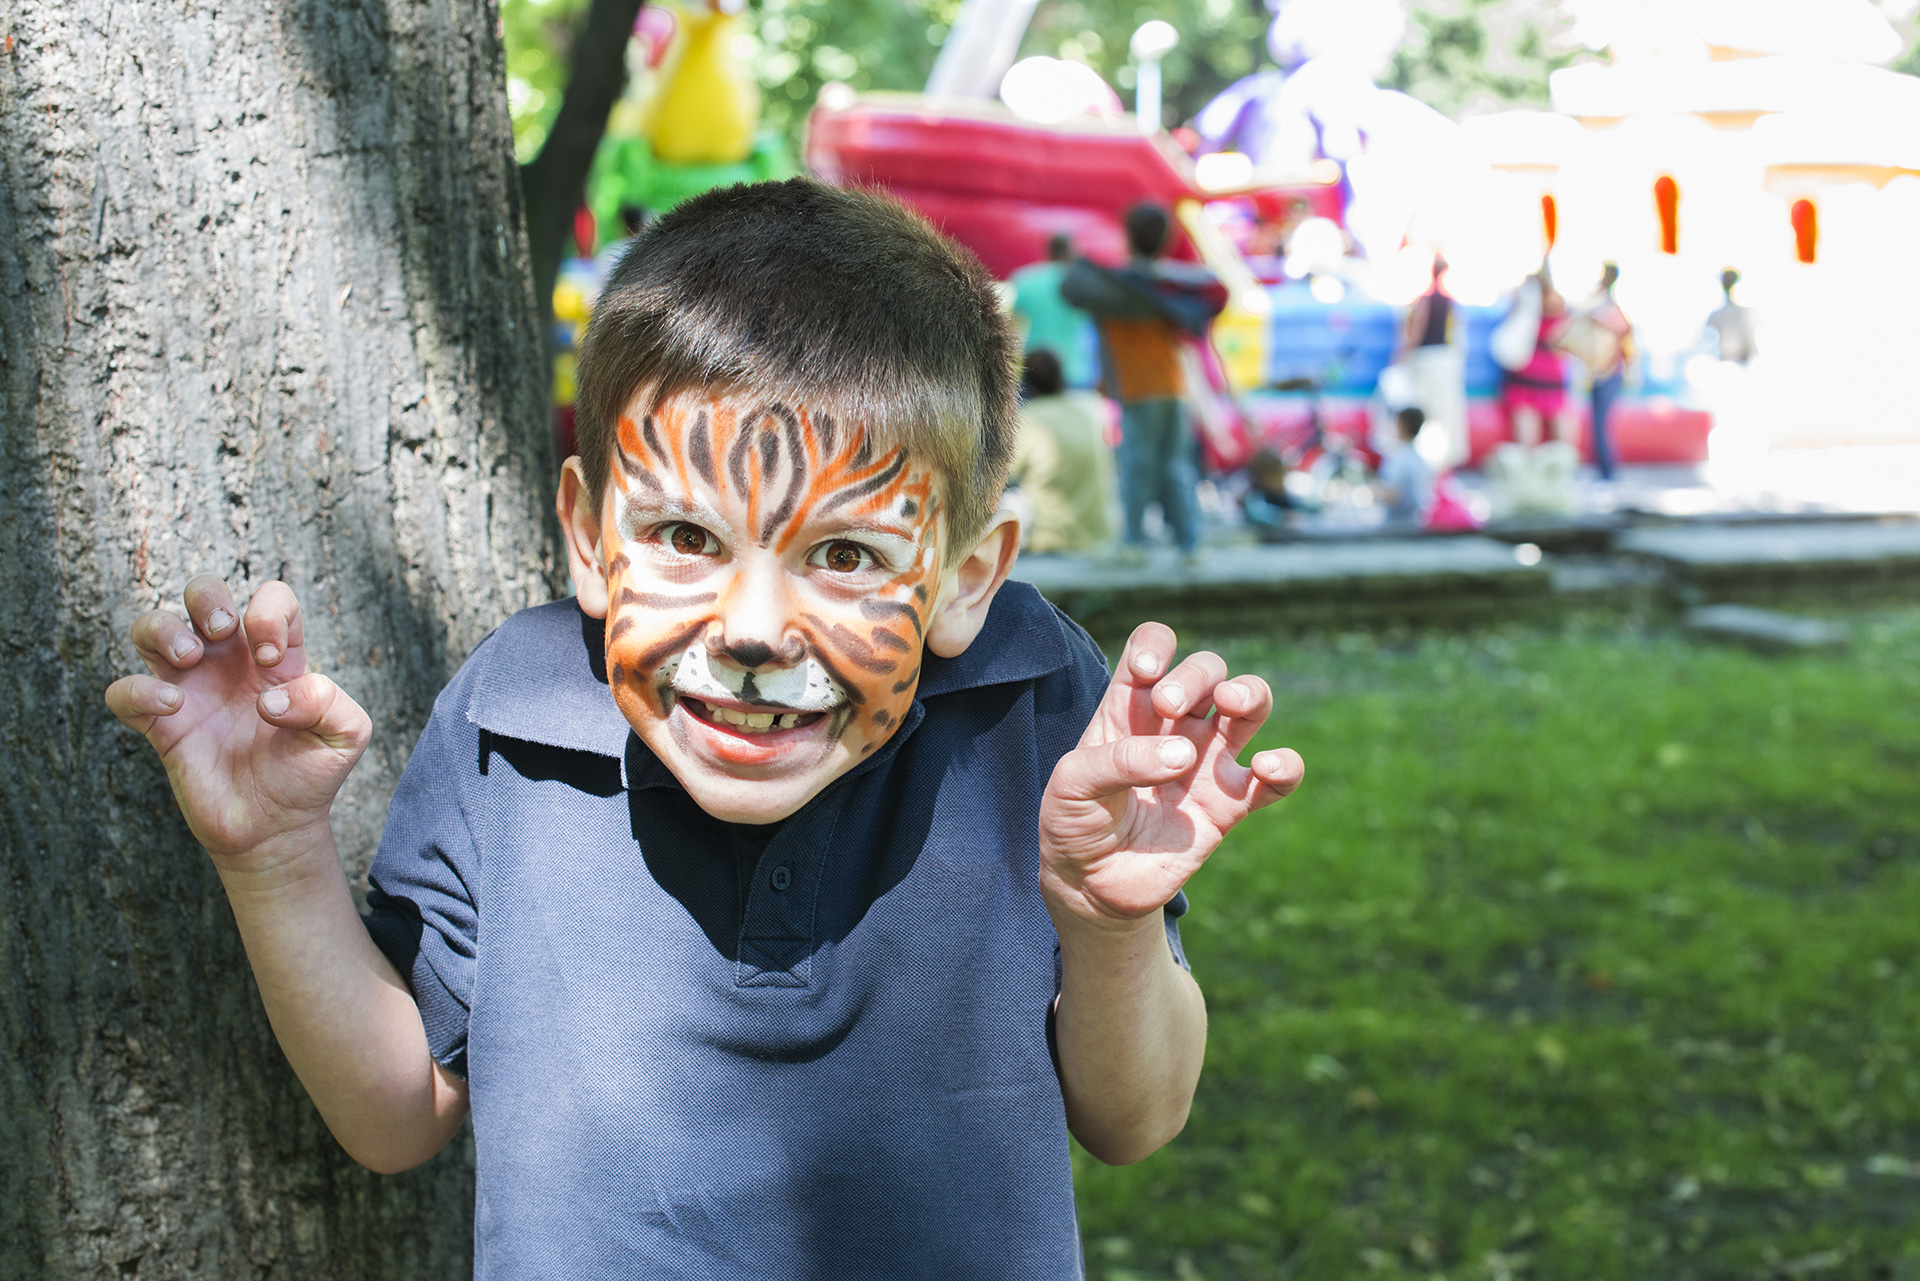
[1011,233,1098,389]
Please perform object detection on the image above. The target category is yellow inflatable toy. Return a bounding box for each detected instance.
[647,0,758,166]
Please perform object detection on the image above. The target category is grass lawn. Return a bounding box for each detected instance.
[1073,604,1920,1281]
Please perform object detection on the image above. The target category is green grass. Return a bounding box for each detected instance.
[1073,606,1920,1281]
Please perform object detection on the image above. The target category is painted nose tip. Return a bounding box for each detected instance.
[705,621,805,670]
[725,639,775,669]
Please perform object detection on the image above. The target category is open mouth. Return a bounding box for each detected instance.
[680,696,828,735]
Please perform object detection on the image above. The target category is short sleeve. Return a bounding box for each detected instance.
[1162,890,1191,972]
[363,696,483,1078]
[1378,450,1408,492]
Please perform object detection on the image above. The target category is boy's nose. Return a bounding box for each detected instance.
[709,627,804,671]
[708,572,803,671]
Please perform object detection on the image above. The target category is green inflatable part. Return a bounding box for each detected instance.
[587,130,796,250]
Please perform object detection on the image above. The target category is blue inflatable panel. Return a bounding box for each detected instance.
[1258,288,1681,401]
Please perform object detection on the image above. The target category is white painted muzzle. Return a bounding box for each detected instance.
[667,645,845,713]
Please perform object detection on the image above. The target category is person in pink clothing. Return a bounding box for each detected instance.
[1500,266,1575,448]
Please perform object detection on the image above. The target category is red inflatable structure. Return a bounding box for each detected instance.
[806,92,1342,278]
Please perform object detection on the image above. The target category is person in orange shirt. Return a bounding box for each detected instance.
[1064,203,1220,563]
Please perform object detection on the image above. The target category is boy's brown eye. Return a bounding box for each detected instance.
[821,541,869,573]
[666,524,715,556]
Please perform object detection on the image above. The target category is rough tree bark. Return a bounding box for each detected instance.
[0,0,559,1276]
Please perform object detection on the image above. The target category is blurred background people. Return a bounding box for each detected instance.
[1010,233,1099,390]
[1240,447,1293,540]
[1397,255,1467,469]
[1008,349,1116,554]
[1500,264,1575,451]
[1485,265,1580,516]
[1707,268,1758,366]
[1701,267,1768,489]
[1567,261,1634,483]
[1065,201,1222,562]
[1375,406,1436,530]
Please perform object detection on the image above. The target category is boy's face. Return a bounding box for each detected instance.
[581,391,956,824]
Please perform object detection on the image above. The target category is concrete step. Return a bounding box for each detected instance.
[1684,604,1849,652]
[1617,520,1920,596]
[1012,537,1552,636]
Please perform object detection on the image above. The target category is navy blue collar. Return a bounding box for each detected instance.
[464,578,1076,774]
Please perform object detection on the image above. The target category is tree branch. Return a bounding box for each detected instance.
[519,0,647,336]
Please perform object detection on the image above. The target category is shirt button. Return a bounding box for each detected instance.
[769,864,792,892]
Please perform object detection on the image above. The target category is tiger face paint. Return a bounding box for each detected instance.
[591,390,948,824]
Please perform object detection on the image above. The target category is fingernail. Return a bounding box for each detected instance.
[1133,653,1162,677]
[254,644,280,666]
[1159,682,1185,708]
[260,688,290,717]
[1159,739,1194,768]
[207,609,234,634]
[160,686,183,710]
[170,635,197,661]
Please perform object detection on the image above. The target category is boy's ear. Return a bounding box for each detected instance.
[557,457,611,620]
[926,510,1022,659]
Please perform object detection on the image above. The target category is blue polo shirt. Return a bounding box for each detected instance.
[363,581,1190,1279]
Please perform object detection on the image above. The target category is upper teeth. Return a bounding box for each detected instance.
[707,704,798,731]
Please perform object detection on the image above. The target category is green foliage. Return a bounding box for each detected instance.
[503,0,595,162]
[744,0,1275,144]
[744,0,953,147]
[1386,0,1584,117]
[504,0,1920,166]
[1018,0,1274,131]
[1075,606,1920,1279]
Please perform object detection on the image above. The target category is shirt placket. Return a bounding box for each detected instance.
[730,701,925,990]
[734,798,837,989]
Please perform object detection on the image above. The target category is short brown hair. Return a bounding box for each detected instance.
[575,179,1018,552]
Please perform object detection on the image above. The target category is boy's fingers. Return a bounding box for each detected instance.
[1116,622,1179,688]
[1249,747,1306,803]
[183,575,241,642]
[1211,676,1274,756]
[242,581,304,670]
[104,674,184,732]
[1212,674,1272,720]
[256,672,371,753]
[1050,735,1197,804]
[1151,650,1229,721]
[130,608,203,671]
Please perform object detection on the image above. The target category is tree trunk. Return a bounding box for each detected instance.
[520,0,645,351]
[0,0,557,1275]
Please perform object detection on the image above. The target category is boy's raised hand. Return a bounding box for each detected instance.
[1040,622,1304,929]
[104,576,370,868]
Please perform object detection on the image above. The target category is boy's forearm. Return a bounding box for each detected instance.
[213,825,467,1173]
[1050,907,1207,1166]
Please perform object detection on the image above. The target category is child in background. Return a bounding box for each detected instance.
[1009,348,1115,553]
[1241,448,1295,539]
[105,179,1304,1279]
[1376,405,1436,530]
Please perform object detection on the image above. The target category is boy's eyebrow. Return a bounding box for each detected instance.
[806,512,925,545]
[618,491,730,533]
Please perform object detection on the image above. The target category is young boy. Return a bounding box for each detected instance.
[1376,405,1436,530]
[105,180,1303,1277]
